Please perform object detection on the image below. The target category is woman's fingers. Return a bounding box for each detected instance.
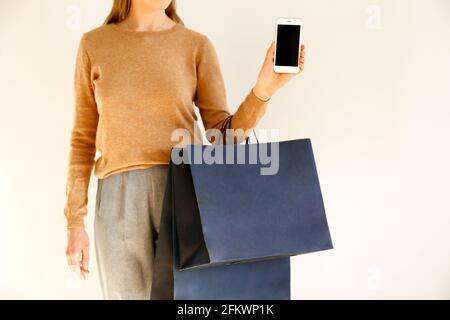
[66,247,79,266]
[66,247,89,279]
[81,246,90,273]
[66,228,90,279]
[66,248,81,274]
[298,44,306,73]
[255,41,304,97]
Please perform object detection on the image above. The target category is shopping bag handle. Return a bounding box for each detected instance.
[222,117,259,145]
[245,129,259,145]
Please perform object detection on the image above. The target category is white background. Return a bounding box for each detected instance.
[0,0,449,299]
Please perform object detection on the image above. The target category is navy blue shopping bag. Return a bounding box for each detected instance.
[150,139,333,300]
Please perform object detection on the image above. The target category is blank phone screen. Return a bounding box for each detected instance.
[275,24,301,67]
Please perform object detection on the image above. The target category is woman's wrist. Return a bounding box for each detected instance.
[67,219,85,230]
[252,82,272,102]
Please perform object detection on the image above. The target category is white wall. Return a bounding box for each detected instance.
[0,0,449,299]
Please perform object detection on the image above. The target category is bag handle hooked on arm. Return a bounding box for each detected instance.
[222,116,259,145]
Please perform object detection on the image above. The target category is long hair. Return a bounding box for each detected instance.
[103,0,183,25]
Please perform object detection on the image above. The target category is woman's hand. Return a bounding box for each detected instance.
[66,227,90,279]
[253,42,306,101]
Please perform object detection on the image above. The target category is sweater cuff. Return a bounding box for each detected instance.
[66,216,85,230]
[242,88,269,127]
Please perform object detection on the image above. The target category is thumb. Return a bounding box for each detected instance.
[265,41,275,63]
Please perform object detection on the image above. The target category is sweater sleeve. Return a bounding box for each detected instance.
[64,35,99,229]
[194,35,269,143]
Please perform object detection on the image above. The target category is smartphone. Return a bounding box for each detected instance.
[274,18,302,74]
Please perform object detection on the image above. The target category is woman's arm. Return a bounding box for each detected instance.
[64,34,98,278]
[194,36,305,143]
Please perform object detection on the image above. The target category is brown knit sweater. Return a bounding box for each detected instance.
[64,22,269,229]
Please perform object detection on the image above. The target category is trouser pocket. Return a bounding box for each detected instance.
[95,178,103,216]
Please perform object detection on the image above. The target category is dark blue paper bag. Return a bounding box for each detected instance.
[151,139,333,300]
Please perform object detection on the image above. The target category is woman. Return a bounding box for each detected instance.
[64,0,305,299]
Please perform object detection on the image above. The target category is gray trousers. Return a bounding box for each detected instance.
[94,165,169,300]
